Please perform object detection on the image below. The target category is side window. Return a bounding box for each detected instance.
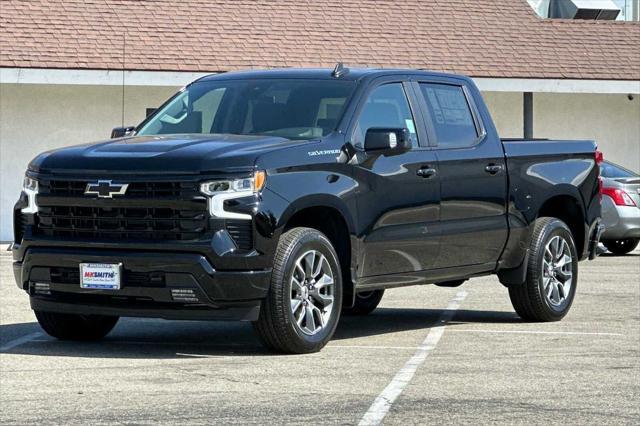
[354,83,418,147]
[419,83,478,148]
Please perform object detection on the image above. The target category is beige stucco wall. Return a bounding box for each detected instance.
[534,93,640,170]
[483,91,640,170]
[1,86,639,240]
[482,92,524,138]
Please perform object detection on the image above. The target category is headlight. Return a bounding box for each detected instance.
[200,171,266,219]
[200,171,266,196]
[21,174,39,214]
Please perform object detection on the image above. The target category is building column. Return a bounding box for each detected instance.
[524,92,533,139]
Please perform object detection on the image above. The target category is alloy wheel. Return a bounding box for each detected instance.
[542,235,573,308]
[289,250,335,335]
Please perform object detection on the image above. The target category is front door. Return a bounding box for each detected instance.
[352,81,441,277]
[415,80,508,268]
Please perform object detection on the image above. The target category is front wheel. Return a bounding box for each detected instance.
[253,227,342,354]
[603,238,639,255]
[509,217,578,322]
[35,311,119,341]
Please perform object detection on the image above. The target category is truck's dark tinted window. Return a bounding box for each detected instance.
[354,83,418,147]
[137,79,356,140]
[419,83,478,148]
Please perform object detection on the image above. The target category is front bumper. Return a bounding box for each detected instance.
[14,247,271,321]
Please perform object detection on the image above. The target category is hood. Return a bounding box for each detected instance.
[29,134,303,175]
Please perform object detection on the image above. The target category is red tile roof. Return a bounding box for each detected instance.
[1,0,639,80]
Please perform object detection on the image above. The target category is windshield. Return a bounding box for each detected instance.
[137,79,356,140]
[601,161,638,178]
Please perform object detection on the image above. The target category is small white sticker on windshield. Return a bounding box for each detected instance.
[405,119,416,134]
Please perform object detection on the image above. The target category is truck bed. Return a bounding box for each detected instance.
[501,139,597,158]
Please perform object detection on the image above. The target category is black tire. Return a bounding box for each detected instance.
[509,217,578,322]
[253,227,343,354]
[343,290,384,316]
[434,279,466,288]
[35,311,119,341]
[603,238,639,255]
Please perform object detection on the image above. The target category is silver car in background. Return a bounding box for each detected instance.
[600,161,640,255]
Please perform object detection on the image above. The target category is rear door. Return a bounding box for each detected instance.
[352,78,441,277]
[414,79,508,268]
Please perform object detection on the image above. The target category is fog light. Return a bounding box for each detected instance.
[171,288,200,303]
[33,282,51,295]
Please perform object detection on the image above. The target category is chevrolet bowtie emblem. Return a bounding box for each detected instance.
[84,180,129,198]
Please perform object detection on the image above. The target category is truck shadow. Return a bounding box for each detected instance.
[0,308,520,359]
[334,307,520,340]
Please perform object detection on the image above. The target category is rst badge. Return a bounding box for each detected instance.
[84,180,128,198]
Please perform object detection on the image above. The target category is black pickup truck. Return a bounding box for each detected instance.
[13,67,603,353]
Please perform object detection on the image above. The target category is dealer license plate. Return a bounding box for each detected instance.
[80,263,122,290]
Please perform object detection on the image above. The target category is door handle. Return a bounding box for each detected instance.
[484,164,503,175]
[417,166,437,178]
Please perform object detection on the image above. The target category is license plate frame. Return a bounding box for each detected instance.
[79,263,122,290]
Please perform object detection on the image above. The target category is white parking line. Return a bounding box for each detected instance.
[447,329,624,336]
[0,332,43,352]
[358,290,467,426]
[328,345,419,350]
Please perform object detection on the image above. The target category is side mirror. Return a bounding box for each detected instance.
[111,126,135,139]
[146,108,157,117]
[364,128,411,153]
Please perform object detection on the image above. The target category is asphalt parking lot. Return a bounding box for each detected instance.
[1,247,638,425]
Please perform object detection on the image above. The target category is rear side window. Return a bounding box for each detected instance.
[419,83,478,148]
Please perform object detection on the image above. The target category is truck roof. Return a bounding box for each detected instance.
[197,67,468,83]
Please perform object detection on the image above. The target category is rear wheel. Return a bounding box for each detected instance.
[603,238,639,255]
[253,227,342,354]
[343,290,384,316]
[509,217,578,322]
[35,311,119,341]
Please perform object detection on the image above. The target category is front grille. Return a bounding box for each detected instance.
[225,219,253,250]
[35,178,208,242]
[37,205,207,241]
[40,180,192,198]
[50,267,166,287]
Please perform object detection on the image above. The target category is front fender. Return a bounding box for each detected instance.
[266,169,359,233]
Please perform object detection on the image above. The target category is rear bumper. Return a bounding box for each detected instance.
[14,247,271,321]
[601,204,640,240]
